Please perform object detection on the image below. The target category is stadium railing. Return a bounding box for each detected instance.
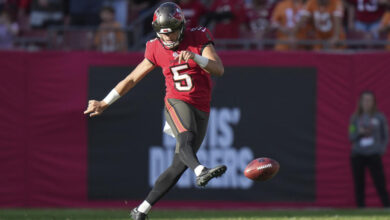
[9,3,390,52]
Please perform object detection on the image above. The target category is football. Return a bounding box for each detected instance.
[244,157,280,181]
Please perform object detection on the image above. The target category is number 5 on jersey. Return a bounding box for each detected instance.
[170,64,193,92]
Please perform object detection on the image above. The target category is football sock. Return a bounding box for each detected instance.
[194,165,205,176]
[137,200,152,214]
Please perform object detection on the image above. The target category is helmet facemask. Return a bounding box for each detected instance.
[152,3,186,49]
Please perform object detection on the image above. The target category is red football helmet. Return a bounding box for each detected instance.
[152,2,186,49]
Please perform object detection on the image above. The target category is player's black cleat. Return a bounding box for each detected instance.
[130,208,148,220]
[196,165,227,187]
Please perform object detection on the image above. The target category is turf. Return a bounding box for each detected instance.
[0,209,389,220]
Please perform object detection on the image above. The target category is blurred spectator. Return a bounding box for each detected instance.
[0,0,3,8]
[29,0,65,29]
[1,0,24,23]
[17,0,32,30]
[349,91,389,208]
[69,0,104,26]
[207,0,249,39]
[175,0,207,28]
[103,0,128,27]
[94,6,126,52]
[244,0,273,40]
[130,0,159,19]
[0,0,6,13]
[129,0,159,36]
[346,0,387,39]
[299,0,345,49]
[271,0,307,50]
[378,9,390,49]
[0,10,19,49]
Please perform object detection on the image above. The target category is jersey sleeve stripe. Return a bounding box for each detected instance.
[200,41,214,55]
[165,99,188,133]
[145,58,155,66]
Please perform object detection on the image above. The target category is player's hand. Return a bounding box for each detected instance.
[177,50,195,63]
[84,100,108,117]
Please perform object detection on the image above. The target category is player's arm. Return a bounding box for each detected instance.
[84,58,155,117]
[199,44,224,76]
[113,58,155,95]
[178,44,224,77]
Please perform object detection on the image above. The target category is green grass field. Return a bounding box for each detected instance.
[0,209,390,220]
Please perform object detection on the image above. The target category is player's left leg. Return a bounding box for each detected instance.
[131,155,187,220]
[145,154,187,204]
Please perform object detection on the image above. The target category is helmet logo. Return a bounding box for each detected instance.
[173,9,183,20]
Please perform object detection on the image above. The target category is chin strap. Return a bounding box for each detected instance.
[157,33,180,49]
[157,32,180,49]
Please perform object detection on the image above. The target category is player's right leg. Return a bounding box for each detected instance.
[165,98,202,170]
[190,104,227,187]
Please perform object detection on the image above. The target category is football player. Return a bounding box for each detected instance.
[296,0,345,49]
[271,0,307,50]
[83,2,226,220]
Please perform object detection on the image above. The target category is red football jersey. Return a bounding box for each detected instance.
[145,27,214,112]
[348,0,385,23]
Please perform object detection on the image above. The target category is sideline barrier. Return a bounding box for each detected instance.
[0,51,389,208]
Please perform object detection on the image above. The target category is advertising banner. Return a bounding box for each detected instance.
[1,51,390,208]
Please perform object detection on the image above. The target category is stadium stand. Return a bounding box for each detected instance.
[0,0,390,51]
